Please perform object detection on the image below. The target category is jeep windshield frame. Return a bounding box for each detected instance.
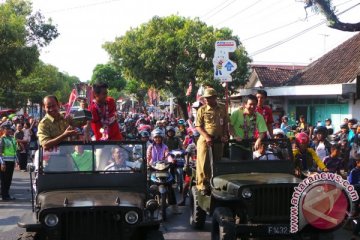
[213,139,296,177]
[36,141,148,193]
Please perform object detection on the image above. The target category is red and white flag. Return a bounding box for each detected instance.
[186,82,192,96]
[65,89,77,116]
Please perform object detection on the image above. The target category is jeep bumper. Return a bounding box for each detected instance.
[233,223,294,237]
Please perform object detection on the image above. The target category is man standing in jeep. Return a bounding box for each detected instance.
[37,96,90,150]
[89,82,123,141]
[195,88,228,195]
[229,94,268,160]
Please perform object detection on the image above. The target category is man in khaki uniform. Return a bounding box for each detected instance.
[37,95,89,150]
[195,88,228,195]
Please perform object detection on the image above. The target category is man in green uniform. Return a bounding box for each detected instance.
[195,88,228,195]
[229,94,268,160]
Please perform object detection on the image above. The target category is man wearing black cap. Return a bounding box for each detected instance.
[0,123,17,201]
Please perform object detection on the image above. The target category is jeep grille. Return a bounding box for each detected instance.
[60,208,122,240]
[248,184,295,223]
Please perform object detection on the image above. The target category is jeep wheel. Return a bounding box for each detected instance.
[144,230,165,240]
[189,186,206,229]
[211,207,236,240]
[17,232,41,240]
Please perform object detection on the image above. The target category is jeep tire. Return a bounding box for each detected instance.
[17,232,41,240]
[211,207,236,240]
[189,186,206,229]
[144,230,165,240]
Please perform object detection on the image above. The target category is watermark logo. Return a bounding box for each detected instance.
[290,172,359,233]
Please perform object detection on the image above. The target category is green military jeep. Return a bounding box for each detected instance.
[18,141,163,240]
[189,139,323,240]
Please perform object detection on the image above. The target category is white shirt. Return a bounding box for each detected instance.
[316,142,327,161]
[253,151,279,161]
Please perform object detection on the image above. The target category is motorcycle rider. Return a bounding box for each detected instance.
[176,119,187,141]
[293,132,328,177]
[164,126,183,151]
[147,129,180,214]
[139,130,152,148]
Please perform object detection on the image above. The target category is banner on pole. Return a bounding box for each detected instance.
[213,40,237,82]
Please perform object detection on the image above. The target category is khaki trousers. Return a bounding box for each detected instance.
[196,136,223,190]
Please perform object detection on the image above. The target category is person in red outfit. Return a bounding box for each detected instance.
[89,82,123,141]
[256,90,274,138]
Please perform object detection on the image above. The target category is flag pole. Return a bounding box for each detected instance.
[225,82,229,115]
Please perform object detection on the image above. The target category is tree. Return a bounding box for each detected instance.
[0,61,81,109]
[104,15,250,118]
[303,0,360,31]
[90,63,126,91]
[0,0,59,90]
[125,79,148,113]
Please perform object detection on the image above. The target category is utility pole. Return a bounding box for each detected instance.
[319,34,329,53]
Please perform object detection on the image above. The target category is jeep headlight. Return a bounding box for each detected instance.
[125,211,139,224]
[241,188,252,199]
[44,213,59,227]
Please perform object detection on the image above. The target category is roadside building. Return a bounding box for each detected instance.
[233,32,360,131]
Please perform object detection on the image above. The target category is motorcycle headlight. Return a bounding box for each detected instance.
[125,211,139,224]
[241,188,252,199]
[44,213,59,227]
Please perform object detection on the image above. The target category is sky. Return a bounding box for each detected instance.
[27,0,360,81]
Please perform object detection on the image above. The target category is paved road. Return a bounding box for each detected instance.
[0,171,358,240]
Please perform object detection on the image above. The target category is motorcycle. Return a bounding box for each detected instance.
[148,161,174,221]
[168,149,186,193]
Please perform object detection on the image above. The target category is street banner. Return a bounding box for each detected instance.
[213,40,237,82]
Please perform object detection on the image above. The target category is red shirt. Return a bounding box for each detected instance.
[256,105,274,125]
[89,97,123,141]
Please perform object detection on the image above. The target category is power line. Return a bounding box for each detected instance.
[202,0,237,21]
[248,2,360,57]
[44,0,122,14]
[200,0,233,19]
[242,18,310,42]
[214,0,263,26]
[249,21,325,57]
[242,0,355,42]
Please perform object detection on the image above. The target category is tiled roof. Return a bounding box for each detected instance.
[251,66,303,87]
[287,33,360,86]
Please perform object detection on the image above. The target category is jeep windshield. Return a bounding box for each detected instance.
[229,138,293,161]
[39,141,145,173]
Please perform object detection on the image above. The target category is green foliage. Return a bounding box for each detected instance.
[0,0,58,90]
[90,63,126,91]
[104,15,251,117]
[0,61,81,108]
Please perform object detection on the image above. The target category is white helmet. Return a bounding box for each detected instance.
[151,128,165,138]
[273,128,285,137]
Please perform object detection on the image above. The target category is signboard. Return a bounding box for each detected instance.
[213,40,237,82]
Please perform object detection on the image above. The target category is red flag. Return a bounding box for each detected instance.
[65,89,77,116]
[186,82,192,96]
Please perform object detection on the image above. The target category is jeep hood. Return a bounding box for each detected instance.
[37,190,145,210]
[213,172,301,192]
